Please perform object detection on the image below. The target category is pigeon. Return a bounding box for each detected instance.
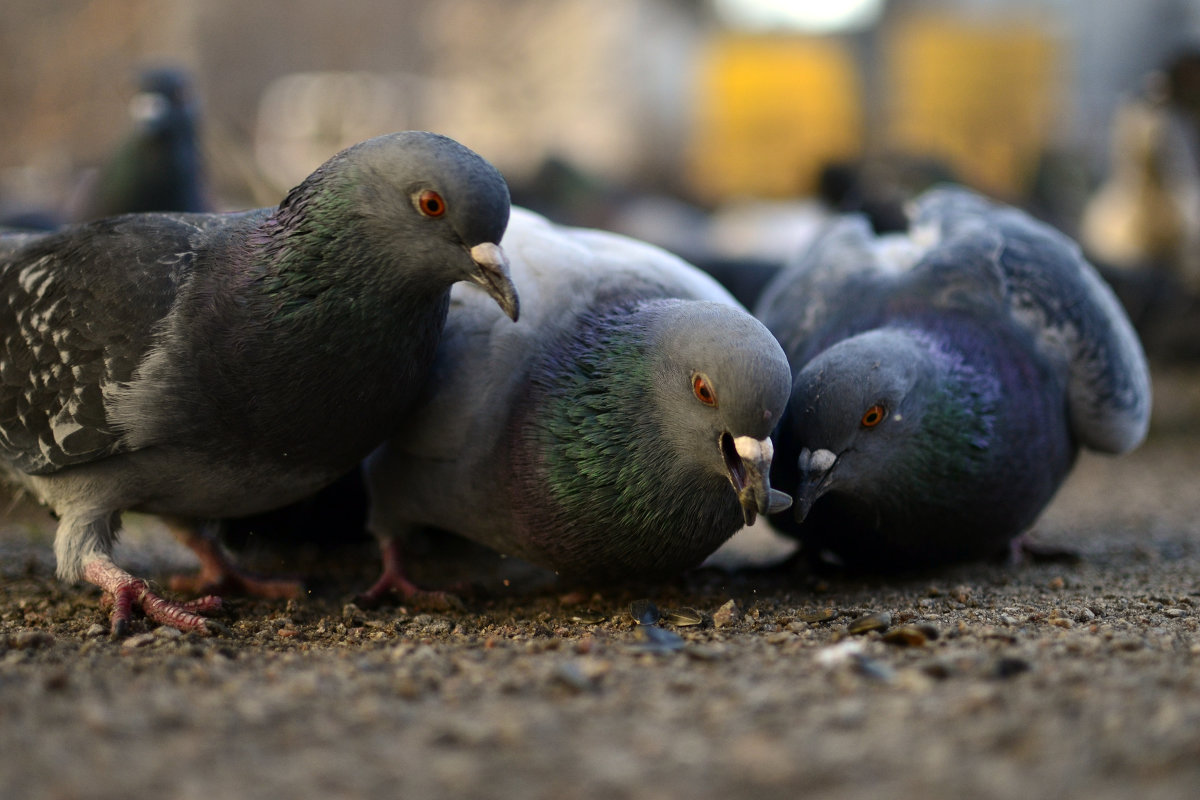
[78,67,210,221]
[361,208,793,602]
[0,131,518,634]
[754,186,1151,570]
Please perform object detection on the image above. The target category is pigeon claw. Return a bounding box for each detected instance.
[357,537,466,611]
[86,557,224,637]
[167,527,304,601]
[721,433,790,526]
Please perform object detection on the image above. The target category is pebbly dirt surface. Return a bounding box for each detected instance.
[2,366,1199,800]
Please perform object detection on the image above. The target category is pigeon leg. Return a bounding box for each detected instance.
[164,519,304,600]
[1007,533,1082,565]
[83,556,223,637]
[357,537,463,611]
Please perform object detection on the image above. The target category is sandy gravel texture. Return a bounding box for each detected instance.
[1,366,1198,800]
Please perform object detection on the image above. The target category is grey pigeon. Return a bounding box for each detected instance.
[78,66,209,220]
[0,131,518,634]
[361,208,793,601]
[755,186,1151,569]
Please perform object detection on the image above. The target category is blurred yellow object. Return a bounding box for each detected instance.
[687,34,863,201]
[885,15,1058,197]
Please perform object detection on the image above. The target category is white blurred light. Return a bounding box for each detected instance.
[715,0,885,33]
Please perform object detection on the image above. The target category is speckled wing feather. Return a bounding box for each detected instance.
[911,187,1151,453]
[0,214,206,474]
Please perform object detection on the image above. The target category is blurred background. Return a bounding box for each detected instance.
[3,0,1200,358]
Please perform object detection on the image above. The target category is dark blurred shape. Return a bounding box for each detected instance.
[686,255,782,310]
[221,468,370,552]
[77,66,209,220]
[817,161,907,234]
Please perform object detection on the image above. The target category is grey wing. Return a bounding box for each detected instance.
[0,215,203,474]
[913,186,1152,453]
[755,214,916,365]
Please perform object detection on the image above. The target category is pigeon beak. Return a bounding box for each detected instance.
[721,433,793,526]
[794,447,838,523]
[468,242,520,322]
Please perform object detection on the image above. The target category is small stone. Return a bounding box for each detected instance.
[12,630,53,649]
[765,631,793,645]
[712,600,741,629]
[153,626,183,639]
[797,608,839,624]
[882,624,934,647]
[552,661,595,692]
[42,669,69,692]
[84,624,106,638]
[686,644,727,661]
[993,657,1032,679]
[1048,576,1065,590]
[121,632,157,649]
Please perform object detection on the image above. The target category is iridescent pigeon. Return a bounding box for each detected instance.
[755,186,1151,569]
[362,208,793,602]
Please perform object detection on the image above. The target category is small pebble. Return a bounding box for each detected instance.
[12,630,53,649]
[686,644,727,662]
[121,632,157,649]
[797,608,839,624]
[712,600,741,629]
[552,661,596,693]
[882,624,936,647]
[993,657,1033,679]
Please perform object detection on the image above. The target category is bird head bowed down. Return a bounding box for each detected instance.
[755,186,1151,569]
[360,209,795,598]
[0,130,519,636]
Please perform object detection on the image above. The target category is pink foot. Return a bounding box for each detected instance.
[356,538,464,611]
[84,558,225,637]
[167,524,303,600]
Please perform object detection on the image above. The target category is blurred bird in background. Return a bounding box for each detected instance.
[74,66,210,221]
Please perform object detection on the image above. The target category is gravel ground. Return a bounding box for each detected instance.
[2,366,1198,800]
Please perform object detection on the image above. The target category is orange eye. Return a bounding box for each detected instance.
[692,373,717,407]
[861,404,887,427]
[417,190,446,217]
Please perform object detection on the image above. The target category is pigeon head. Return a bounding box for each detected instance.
[649,301,794,525]
[784,327,996,524]
[130,67,197,136]
[269,131,518,321]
